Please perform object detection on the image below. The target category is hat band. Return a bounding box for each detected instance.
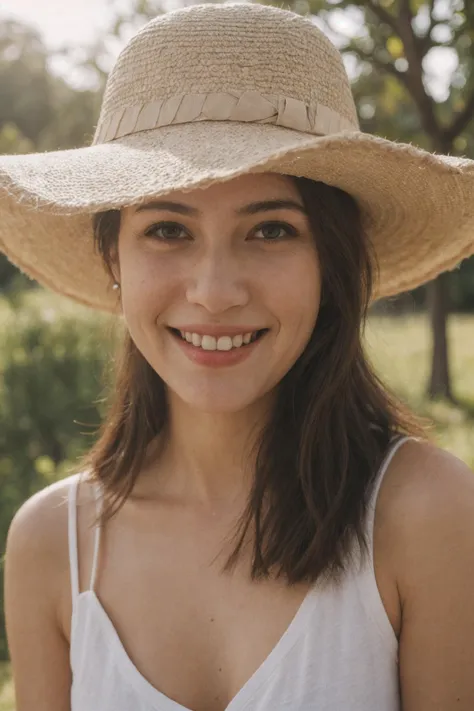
[93,89,357,144]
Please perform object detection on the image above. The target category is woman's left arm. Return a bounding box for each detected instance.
[394,442,474,710]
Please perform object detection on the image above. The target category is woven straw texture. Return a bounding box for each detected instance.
[0,1,474,312]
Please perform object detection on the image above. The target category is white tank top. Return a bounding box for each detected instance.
[69,436,411,710]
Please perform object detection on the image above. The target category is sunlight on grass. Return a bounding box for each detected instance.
[365,314,474,468]
[0,663,14,711]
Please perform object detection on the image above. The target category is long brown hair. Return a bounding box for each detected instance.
[79,175,427,586]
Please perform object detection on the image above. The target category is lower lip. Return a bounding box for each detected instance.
[168,329,268,368]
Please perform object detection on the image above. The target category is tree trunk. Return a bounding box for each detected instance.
[427,274,453,400]
[425,131,455,402]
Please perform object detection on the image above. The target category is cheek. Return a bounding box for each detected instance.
[272,251,322,335]
[118,241,321,338]
[119,248,173,317]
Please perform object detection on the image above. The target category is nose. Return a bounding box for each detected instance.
[185,248,249,313]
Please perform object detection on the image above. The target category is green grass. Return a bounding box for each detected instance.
[0,663,13,711]
[365,314,474,468]
[0,296,473,708]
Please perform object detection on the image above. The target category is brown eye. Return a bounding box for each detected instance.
[144,222,187,241]
[253,222,297,241]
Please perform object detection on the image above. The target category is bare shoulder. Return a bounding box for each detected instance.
[379,438,474,709]
[5,472,97,628]
[4,472,97,710]
[7,473,85,569]
[380,438,474,572]
[381,438,474,537]
[7,475,72,573]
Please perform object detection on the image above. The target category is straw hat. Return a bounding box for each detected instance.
[1,2,473,312]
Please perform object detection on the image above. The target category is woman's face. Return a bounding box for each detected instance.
[117,173,321,413]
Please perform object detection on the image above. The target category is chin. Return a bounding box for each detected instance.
[179,390,261,414]
[165,378,268,413]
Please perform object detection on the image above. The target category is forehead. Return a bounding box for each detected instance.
[124,173,301,217]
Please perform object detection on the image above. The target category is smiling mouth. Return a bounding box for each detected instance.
[167,327,269,350]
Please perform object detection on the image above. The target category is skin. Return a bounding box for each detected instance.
[114,173,321,504]
[4,173,474,711]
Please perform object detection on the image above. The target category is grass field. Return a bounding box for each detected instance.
[365,313,474,468]
[0,303,473,707]
[0,663,12,711]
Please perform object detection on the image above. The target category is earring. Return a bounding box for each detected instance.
[112,282,120,291]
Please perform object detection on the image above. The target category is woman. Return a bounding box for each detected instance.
[3,4,474,710]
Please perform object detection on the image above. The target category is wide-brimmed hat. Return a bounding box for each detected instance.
[1,2,473,312]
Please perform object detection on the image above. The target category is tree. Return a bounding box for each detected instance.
[0,17,101,291]
[279,0,474,400]
[0,20,54,144]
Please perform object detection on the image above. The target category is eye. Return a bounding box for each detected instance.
[141,220,298,243]
[253,222,298,241]
[144,222,188,241]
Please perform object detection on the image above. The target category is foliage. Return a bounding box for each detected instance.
[0,18,100,153]
[0,292,115,659]
[448,256,474,311]
[0,17,101,291]
[0,21,53,146]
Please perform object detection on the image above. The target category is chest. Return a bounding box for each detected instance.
[71,576,400,711]
[66,490,400,711]
[100,512,315,710]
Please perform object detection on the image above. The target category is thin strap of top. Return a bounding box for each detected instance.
[366,434,416,550]
[89,482,103,591]
[67,476,80,603]
[68,476,103,606]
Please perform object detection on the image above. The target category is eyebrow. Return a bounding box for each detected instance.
[134,198,307,217]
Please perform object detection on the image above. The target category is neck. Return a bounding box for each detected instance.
[141,391,275,509]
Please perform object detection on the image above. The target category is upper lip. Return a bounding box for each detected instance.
[169,325,267,337]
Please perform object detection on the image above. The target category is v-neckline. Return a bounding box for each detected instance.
[76,586,316,711]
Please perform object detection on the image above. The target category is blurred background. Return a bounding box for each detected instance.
[0,0,473,706]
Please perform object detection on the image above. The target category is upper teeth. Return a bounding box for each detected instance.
[179,331,260,351]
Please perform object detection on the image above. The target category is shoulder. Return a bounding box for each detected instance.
[7,474,74,563]
[5,472,97,620]
[6,472,93,557]
[381,438,474,601]
[382,438,474,530]
[4,473,98,709]
[379,444,474,707]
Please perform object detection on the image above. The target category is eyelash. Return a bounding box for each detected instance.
[143,221,298,243]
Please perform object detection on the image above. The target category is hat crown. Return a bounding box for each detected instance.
[94,2,359,143]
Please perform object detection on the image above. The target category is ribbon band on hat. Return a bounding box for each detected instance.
[93,90,357,145]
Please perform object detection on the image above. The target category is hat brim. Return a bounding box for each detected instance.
[1,121,473,312]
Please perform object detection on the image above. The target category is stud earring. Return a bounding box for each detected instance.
[112,282,120,291]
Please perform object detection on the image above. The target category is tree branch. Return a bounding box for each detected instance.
[342,1,443,144]
[347,43,411,89]
[392,2,442,142]
[443,87,474,145]
[399,0,413,25]
[364,0,400,35]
